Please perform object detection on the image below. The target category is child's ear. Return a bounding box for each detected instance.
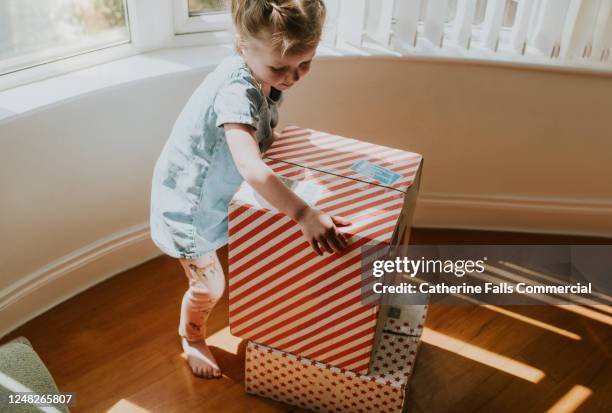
[235,33,247,55]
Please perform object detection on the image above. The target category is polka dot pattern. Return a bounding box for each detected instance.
[245,333,420,413]
[383,305,428,336]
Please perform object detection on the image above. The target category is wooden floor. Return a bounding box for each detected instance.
[3,228,611,413]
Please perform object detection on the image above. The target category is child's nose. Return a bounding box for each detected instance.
[291,69,300,82]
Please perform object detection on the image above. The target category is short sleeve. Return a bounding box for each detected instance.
[214,77,263,129]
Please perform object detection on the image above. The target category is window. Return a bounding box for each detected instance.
[189,0,228,15]
[421,0,522,29]
[330,0,612,70]
[0,0,129,76]
[174,0,231,35]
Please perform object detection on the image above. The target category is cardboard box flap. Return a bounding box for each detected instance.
[266,126,423,194]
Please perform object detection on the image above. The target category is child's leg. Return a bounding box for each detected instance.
[177,250,225,378]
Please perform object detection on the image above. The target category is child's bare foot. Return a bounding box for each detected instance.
[181,337,221,378]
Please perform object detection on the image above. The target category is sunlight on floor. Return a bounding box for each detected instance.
[557,304,612,326]
[421,328,546,383]
[484,264,593,306]
[481,304,581,340]
[501,261,612,304]
[588,304,612,315]
[456,294,581,341]
[106,398,151,412]
[411,274,582,340]
[545,385,593,413]
[206,326,243,355]
[469,267,612,326]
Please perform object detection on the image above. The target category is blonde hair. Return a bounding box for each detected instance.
[231,0,326,56]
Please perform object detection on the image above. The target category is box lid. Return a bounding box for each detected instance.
[265,126,422,194]
[231,158,406,246]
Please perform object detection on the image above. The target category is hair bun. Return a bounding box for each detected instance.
[232,0,326,56]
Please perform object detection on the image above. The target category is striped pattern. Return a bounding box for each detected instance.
[266,126,422,193]
[228,127,422,374]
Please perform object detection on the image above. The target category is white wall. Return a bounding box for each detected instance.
[283,57,612,235]
[1,56,611,336]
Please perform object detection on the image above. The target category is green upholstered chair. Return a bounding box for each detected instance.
[0,336,70,413]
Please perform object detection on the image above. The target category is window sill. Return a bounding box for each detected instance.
[1,39,610,124]
[319,39,612,78]
[0,41,341,124]
[0,44,236,124]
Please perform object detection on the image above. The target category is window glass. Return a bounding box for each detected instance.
[473,0,488,25]
[472,0,517,27]
[188,0,229,15]
[0,0,129,75]
[502,0,518,28]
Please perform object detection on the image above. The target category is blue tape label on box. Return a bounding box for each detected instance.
[350,160,401,185]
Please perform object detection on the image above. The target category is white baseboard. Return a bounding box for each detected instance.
[1,193,610,339]
[0,223,162,339]
[415,193,612,239]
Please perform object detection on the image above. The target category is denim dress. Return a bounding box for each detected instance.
[150,54,282,259]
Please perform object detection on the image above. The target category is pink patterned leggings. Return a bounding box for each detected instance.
[177,250,226,342]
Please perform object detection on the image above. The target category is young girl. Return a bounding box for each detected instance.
[149,0,351,379]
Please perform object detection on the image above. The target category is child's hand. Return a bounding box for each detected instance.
[296,207,351,256]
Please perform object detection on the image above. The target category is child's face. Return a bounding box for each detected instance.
[239,30,317,91]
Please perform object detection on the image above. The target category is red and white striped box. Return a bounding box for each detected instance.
[264,126,423,245]
[265,126,422,199]
[228,126,423,374]
[245,332,420,413]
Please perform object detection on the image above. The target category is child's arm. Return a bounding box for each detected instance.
[225,123,350,256]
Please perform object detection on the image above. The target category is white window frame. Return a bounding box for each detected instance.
[2,0,609,92]
[0,0,234,91]
[0,43,137,92]
[334,0,611,74]
[173,0,232,35]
